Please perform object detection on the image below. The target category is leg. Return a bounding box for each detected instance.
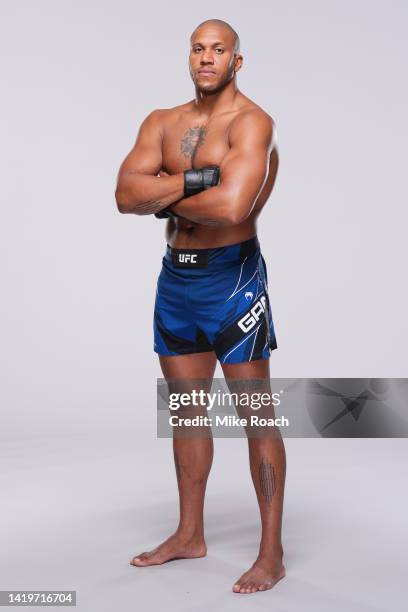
[130,351,217,567]
[221,358,286,594]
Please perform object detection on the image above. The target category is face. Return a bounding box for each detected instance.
[189,25,242,94]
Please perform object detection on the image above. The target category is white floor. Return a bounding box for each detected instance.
[1,434,407,611]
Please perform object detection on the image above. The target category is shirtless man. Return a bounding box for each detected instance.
[115,19,286,595]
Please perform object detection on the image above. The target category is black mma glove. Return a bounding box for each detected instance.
[154,165,220,219]
[184,165,220,197]
[154,209,178,219]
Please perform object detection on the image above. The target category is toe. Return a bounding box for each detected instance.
[130,553,147,566]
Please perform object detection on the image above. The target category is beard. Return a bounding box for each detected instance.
[190,66,235,96]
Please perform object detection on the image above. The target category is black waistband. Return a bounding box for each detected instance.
[165,236,260,268]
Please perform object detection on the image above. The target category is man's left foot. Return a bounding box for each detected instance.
[232,557,286,594]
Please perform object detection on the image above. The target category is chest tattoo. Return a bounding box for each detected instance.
[180,125,207,160]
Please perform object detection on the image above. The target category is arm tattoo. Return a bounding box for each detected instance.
[133,200,166,215]
[258,457,276,504]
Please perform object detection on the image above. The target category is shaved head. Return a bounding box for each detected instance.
[190,19,240,54]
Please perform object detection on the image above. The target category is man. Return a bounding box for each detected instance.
[115,19,286,595]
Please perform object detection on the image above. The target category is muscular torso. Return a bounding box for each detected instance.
[158,93,278,248]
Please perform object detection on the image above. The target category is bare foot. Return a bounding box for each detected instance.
[130,532,207,567]
[232,557,286,594]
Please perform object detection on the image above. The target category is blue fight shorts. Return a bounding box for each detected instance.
[153,236,277,364]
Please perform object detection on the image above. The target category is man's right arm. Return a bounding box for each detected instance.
[115,110,184,215]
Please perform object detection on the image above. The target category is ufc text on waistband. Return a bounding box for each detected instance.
[171,249,209,268]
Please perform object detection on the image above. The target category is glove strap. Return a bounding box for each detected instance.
[184,169,204,197]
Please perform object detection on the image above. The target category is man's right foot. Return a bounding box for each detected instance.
[129,532,207,567]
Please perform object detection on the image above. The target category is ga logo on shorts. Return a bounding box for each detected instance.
[237,295,267,333]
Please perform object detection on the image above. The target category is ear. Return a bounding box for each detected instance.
[234,54,243,73]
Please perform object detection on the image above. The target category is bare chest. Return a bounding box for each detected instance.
[161,114,234,173]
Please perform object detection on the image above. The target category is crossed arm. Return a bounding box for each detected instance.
[115,109,275,226]
[115,110,184,216]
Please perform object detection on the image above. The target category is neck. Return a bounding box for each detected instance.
[193,77,239,117]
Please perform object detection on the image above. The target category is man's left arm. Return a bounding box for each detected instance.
[169,111,275,226]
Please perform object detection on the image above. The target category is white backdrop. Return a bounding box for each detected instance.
[1,3,408,611]
[1,0,407,438]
